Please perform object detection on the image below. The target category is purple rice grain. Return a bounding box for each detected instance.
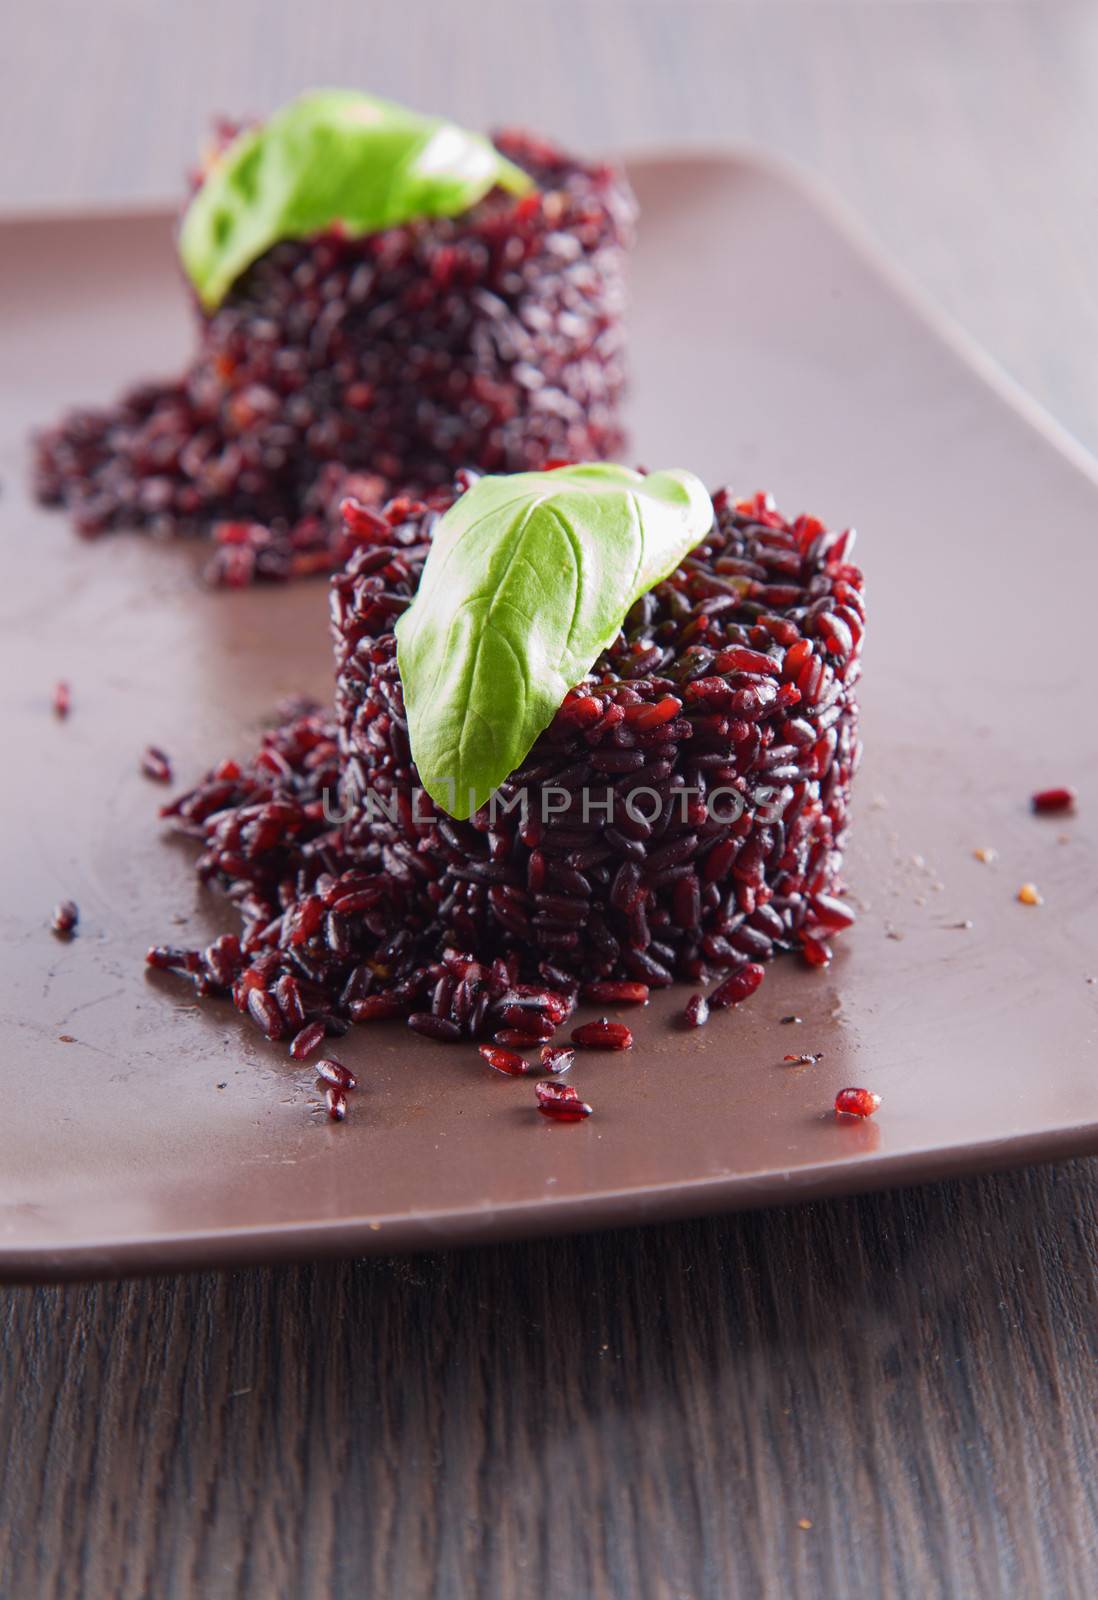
[407,1013,462,1043]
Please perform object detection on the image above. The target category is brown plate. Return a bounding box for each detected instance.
[2,155,1096,1282]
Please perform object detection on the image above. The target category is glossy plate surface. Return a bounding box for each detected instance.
[1,156,1096,1279]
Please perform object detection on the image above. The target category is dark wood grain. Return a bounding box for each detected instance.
[4,3,1098,1596]
[1,1164,1095,1598]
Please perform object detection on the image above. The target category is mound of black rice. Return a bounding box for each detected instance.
[151,479,864,1051]
[35,130,635,587]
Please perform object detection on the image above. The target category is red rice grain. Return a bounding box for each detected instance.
[536,1081,593,1121]
[540,1044,576,1074]
[708,964,765,1010]
[479,1043,530,1076]
[800,935,833,969]
[571,1018,633,1050]
[315,1057,358,1091]
[1031,787,1076,814]
[834,1086,880,1118]
[289,1020,328,1060]
[582,981,650,1005]
[141,746,174,784]
[683,993,709,1028]
[51,900,79,936]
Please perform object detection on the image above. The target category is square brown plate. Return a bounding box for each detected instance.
[2,155,1096,1281]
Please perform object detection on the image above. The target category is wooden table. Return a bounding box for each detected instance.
[2,4,1096,1594]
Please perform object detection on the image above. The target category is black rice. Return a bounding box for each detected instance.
[151,482,864,1056]
[35,129,635,587]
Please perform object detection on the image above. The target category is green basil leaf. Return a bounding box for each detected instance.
[395,463,713,819]
[179,89,535,310]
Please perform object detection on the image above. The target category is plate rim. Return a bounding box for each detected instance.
[5,149,1098,1279]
